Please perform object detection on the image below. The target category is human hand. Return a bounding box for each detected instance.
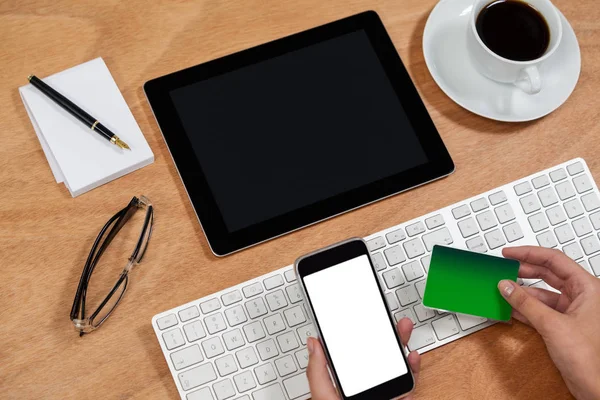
[305,317,421,400]
[499,246,600,400]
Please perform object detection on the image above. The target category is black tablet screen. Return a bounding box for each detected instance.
[170,29,427,233]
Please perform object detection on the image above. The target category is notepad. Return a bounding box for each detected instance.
[19,57,154,197]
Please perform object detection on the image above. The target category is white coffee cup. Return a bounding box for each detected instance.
[467,0,563,94]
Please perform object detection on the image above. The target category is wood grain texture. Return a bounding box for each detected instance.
[1,0,598,398]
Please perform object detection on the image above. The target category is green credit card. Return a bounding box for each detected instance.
[423,245,520,321]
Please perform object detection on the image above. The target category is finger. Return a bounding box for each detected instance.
[498,280,561,334]
[518,262,565,291]
[503,246,586,281]
[306,337,339,399]
[511,309,531,326]
[522,286,561,309]
[408,350,421,383]
[397,318,414,347]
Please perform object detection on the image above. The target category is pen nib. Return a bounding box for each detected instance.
[112,136,131,150]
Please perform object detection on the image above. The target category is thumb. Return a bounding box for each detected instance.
[498,280,559,333]
[306,337,339,399]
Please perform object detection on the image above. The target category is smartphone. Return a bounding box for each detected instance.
[295,238,415,400]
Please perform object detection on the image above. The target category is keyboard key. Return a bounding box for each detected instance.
[563,242,584,261]
[184,320,207,342]
[407,324,436,351]
[402,261,424,281]
[466,236,487,253]
[264,313,286,335]
[179,306,200,322]
[484,229,506,250]
[222,290,243,306]
[421,255,431,272]
[494,204,516,224]
[528,212,549,233]
[415,280,426,299]
[432,315,460,340]
[284,306,306,327]
[573,217,593,237]
[297,324,315,345]
[476,210,497,231]
[276,331,299,353]
[205,313,227,334]
[243,321,266,343]
[567,161,584,175]
[546,205,567,226]
[163,328,185,350]
[371,252,386,271]
[275,355,298,377]
[532,175,550,189]
[573,175,593,193]
[367,236,386,251]
[414,304,435,322]
[538,187,559,207]
[285,284,303,304]
[187,387,214,400]
[243,282,264,298]
[223,329,245,351]
[514,182,532,196]
[266,290,288,312]
[582,192,600,211]
[556,181,576,201]
[425,214,445,229]
[284,270,296,283]
[283,373,310,399]
[264,275,284,290]
[503,222,524,243]
[385,292,399,311]
[452,204,471,219]
[157,314,178,330]
[403,238,425,259]
[458,217,479,238]
[590,211,600,230]
[200,298,221,314]
[216,355,238,376]
[579,260,593,275]
[580,235,600,256]
[171,345,204,371]
[257,339,279,360]
[589,254,600,276]
[295,349,309,369]
[422,227,454,251]
[213,379,236,400]
[202,337,225,358]
[386,228,406,244]
[470,198,489,212]
[456,313,488,330]
[565,198,585,219]
[236,347,259,369]
[252,383,285,400]
[555,224,575,244]
[234,371,257,393]
[550,168,567,182]
[520,194,541,214]
[245,298,268,320]
[406,221,426,237]
[394,308,417,325]
[537,231,558,248]
[383,268,405,289]
[225,305,248,327]
[396,285,419,307]
[384,245,406,266]
[489,191,507,205]
[179,363,217,391]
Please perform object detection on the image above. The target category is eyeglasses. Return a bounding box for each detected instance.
[70,195,154,336]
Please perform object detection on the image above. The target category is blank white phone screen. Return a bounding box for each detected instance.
[304,254,408,396]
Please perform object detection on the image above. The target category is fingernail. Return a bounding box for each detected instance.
[498,280,515,297]
[307,337,314,354]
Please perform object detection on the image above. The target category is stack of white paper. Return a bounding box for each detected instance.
[19,57,154,197]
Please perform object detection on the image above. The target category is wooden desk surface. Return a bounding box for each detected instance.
[1,0,598,398]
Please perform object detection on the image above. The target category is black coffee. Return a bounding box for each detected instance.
[476,0,550,61]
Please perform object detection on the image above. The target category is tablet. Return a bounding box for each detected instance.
[144,11,454,256]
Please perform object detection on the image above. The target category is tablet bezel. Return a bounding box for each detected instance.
[144,11,454,256]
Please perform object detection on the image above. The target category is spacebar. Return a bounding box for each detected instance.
[283,373,310,399]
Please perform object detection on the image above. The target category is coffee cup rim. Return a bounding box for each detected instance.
[470,0,564,65]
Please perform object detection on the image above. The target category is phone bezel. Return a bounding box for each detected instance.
[295,238,415,399]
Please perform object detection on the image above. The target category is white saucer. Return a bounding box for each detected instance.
[423,0,581,122]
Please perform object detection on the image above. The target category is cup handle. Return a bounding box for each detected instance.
[515,65,542,95]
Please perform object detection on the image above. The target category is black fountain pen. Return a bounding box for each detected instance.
[27,75,130,150]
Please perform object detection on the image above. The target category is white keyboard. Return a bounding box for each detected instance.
[152,158,600,400]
